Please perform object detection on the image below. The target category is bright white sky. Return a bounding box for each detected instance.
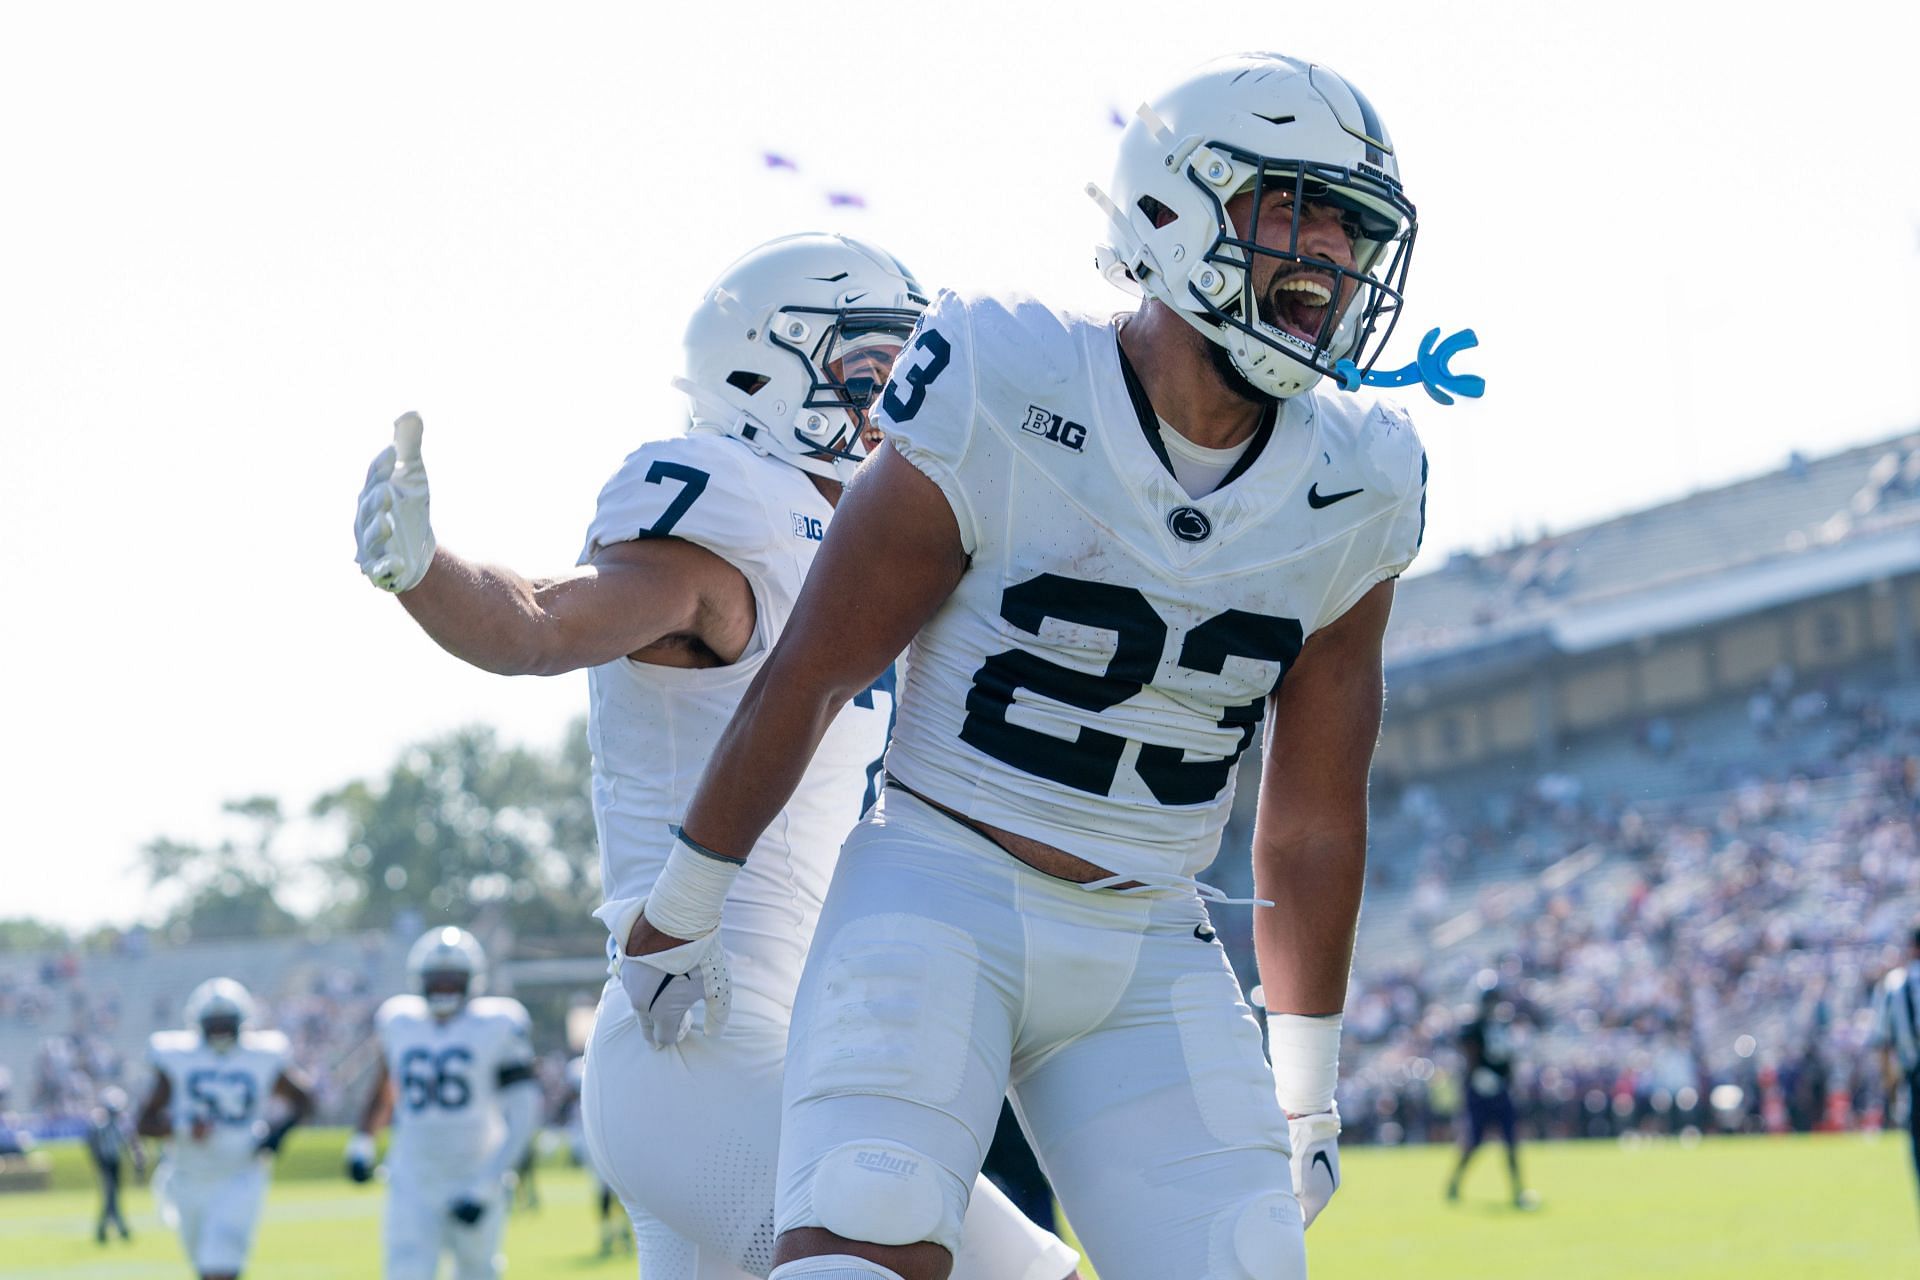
[3,3,1916,929]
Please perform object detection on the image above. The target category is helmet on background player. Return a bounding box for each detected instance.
[676,233,929,485]
[1091,52,1418,400]
[407,926,487,1018]
[184,977,255,1052]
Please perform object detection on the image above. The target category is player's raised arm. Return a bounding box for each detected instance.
[1251,575,1394,1227]
[352,412,754,676]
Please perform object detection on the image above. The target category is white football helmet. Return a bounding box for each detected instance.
[184,978,255,1051]
[676,233,928,485]
[407,926,486,1018]
[1091,53,1417,399]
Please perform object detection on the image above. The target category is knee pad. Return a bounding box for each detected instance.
[810,1141,958,1251]
[770,1257,906,1279]
[1212,1191,1305,1280]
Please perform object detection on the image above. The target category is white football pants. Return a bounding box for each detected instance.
[581,974,1077,1280]
[382,1173,508,1280]
[154,1158,268,1275]
[775,789,1305,1280]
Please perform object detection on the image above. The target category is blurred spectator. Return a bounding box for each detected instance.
[1218,673,1920,1146]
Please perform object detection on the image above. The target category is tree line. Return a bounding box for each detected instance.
[2,721,600,952]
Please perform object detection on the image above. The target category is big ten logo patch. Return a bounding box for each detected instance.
[791,512,825,541]
[1020,404,1087,453]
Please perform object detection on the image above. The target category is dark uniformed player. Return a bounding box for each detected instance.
[1872,924,1920,1217]
[1445,980,1535,1208]
[87,1086,147,1244]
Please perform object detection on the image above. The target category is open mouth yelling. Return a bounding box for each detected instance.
[1263,268,1339,346]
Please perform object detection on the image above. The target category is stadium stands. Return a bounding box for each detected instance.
[0,932,408,1134]
[1206,426,1920,1145]
[10,428,1920,1153]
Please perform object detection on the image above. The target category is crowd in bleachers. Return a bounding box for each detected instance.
[1324,668,1920,1146]
[11,659,1920,1156]
[0,936,398,1135]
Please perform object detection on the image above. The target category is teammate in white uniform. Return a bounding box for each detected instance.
[347,928,540,1280]
[636,54,1439,1280]
[136,979,313,1280]
[350,233,1079,1280]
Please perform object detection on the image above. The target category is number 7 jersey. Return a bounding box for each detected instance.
[879,290,1427,882]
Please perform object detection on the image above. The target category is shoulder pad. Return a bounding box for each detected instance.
[468,996,533,1031]
[376,994,429,1030]
[242,1029,290,1059]
[1311,392,1425,501]
[148,1029,197,1062]
[580,433,804,567]
[952,291,1087,397]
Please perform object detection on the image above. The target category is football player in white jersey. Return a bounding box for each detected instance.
[350,233,1080,1280]
[348,927,539,1280]
[632,53,1435,1280]
[136,978,313,1280]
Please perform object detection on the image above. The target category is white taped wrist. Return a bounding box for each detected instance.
[1270,1012,1343,1116]
[641,834,741,941]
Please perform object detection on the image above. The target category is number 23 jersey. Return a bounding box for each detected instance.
[879,290,1427,883]
[376,995,534,1181]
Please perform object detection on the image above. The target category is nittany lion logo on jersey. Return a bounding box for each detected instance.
[1166,506,1212,542]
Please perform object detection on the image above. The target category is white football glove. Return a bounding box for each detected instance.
[615,927,732,1049]
[1470,1066,1504,1097]
[1288,1107,1341,1228]
[355,411,436,593]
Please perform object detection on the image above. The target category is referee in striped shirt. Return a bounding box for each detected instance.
[1874,924,1920,1212]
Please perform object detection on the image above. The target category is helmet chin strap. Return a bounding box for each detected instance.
[1151,296,1293,404]
[1207,337,1280,408]
[673,378,757,441]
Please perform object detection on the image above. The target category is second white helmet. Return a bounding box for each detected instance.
[1091,53,1417,399]
[184,977,255,1050]
[407,927,486,1017]
[676,234,929,485]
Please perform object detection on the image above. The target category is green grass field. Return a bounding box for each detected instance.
[4,1131,1916,1278]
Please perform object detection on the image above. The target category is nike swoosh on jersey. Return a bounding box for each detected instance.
[1307,483,1363,508]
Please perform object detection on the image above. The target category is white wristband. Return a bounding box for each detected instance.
[1269,1012,1343,1116]
[640,832,742,941]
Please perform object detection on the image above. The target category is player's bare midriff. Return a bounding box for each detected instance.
[886,775,1146,890]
